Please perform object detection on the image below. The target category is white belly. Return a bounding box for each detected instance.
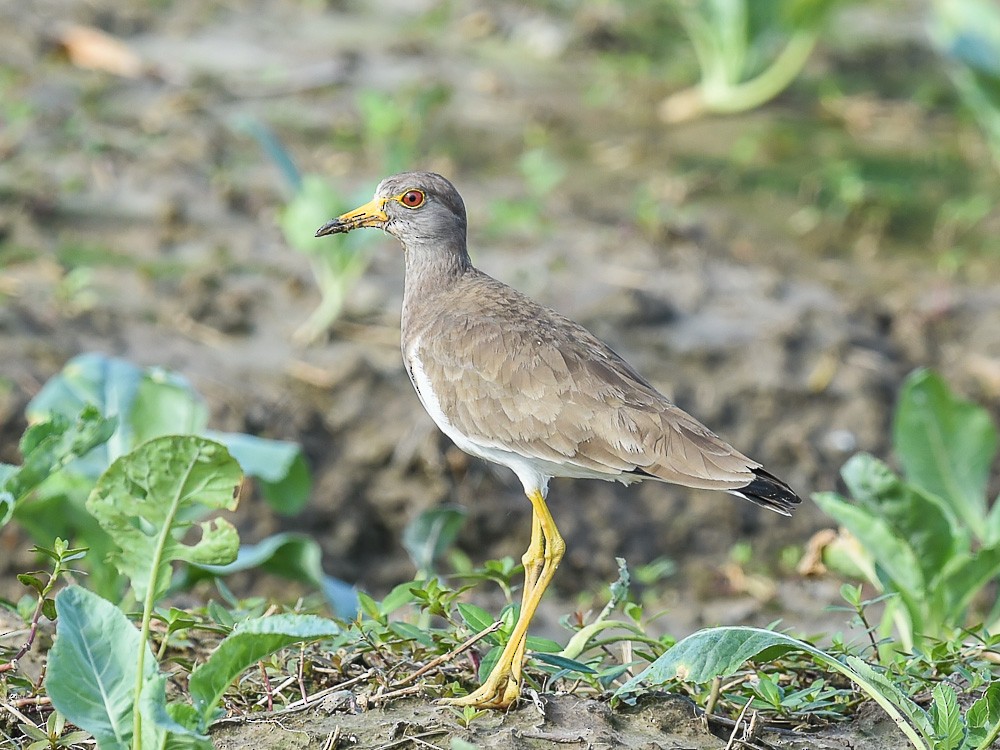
[403,340,633,495]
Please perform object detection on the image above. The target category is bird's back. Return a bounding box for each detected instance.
[401,268,795,508]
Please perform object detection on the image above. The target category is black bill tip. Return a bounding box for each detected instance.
[315,219,345,238]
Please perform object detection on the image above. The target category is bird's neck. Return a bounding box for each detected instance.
[400,237,473,325]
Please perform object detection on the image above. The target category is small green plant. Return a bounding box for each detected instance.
[660,0,844,122]
[813,368,1000,650]
[615,626,1000,750]
[254,85,450,342]
[0,540,88,674]
[41,435,342,750]
[0,353,354,615]
[17,711,91,750]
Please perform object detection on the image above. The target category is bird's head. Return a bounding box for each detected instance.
[315,171,467,246]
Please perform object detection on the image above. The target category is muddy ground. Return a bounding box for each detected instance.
[1,0,999,747]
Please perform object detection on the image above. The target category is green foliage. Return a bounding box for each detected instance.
[43,435,337,750]
[182,532,358,618]
[661,0,842,121]
[187,614,341,724]
[27,353,310,515]
[4,353,330,605]
[87,436,241,603]
[263,84,450,341]
[930,0,1000,171]
[813,369,1000,648]
[17,711,91,750]
[614,626,1000,750]
[0,406,116,526]
[279,174,377,343]
[47,586,162,750]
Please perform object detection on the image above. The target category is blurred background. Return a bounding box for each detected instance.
[1,0,999,633]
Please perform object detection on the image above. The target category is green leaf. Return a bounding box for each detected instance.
[525,636,563,654]
[205,431,311,515]
[811,491,925,622]
[27,353,143,474]
[86,436,242,602]
[2,407,117,521]
[389,621,435,647]
[965,682,1000,750]
[531,652,596,675]
[929,683,965,750]
[181,532,356,618]
[130,369,209,445]
[402,505,467,576]
[893,369,997,538]
[379,580,420,616]
[46,586,155,750]
[841,453,962,582]
[139,674,211,749]
[614,626,932,749]
[457,603,496,635]
[188,614,340,726]
[937,545,1000,620]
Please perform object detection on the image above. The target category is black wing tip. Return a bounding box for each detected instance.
[733,468,802,516]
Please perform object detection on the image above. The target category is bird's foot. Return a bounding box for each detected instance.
[438,671,521,710]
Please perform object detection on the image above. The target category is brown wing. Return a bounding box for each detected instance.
[407,273,762,492]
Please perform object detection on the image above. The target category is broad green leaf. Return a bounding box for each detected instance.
[130,370,209,445]
[929,683,965,750]
[139,674,211,750]
[965,682,1000,750]
[86,436,242,602]
[614,627,931,749]
[182,532,357,618]
[205,431,311,515]
[811,492,925,623]
[46,586,154,750]
[402,505,467,576]
[937,545,1000,622]
[27,353,143,474]
[841,453,962,581]
[188,614,340,725]
[893,369,997,538]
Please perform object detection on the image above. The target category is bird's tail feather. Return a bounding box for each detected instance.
[730,468,801,516]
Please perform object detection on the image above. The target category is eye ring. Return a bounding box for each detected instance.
[399,189,425,209]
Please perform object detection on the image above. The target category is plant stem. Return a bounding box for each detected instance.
[131,460,197,750]
[702,30,818,114]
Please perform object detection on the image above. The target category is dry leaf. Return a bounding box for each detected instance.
[57,24,143,78]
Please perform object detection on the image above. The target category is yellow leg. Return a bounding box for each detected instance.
[509,508,545,687]
[440,488,565,709]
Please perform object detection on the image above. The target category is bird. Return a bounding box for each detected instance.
[315,171,801,709]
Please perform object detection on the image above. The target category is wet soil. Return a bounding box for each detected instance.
[1,0,999,746]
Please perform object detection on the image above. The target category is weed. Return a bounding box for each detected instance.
[814,368,1000,650]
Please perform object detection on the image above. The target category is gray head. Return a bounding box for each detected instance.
[315,172,467,247]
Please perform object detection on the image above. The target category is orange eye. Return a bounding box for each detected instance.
[400,190,425,208]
